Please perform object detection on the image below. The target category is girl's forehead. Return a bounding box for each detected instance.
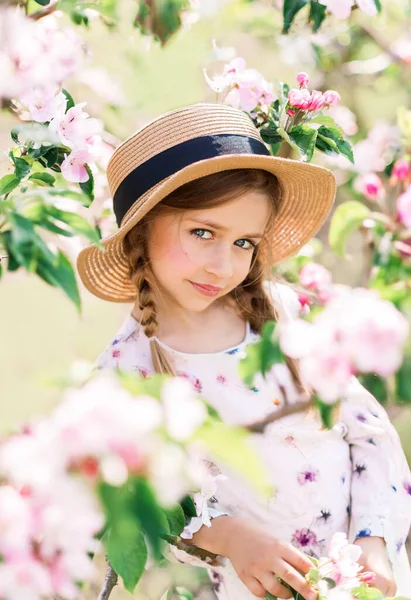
[184,191,271,229]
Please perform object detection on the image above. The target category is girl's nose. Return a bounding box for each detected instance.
[204,245,233,279]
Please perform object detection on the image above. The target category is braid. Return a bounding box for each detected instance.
[233,255,309,397]
[123,227,176,376]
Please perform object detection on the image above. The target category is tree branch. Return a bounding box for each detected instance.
[29,1,58,21]
[97,561,118,600]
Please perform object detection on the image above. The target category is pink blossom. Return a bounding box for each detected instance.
[354,173,385,201]
[307,89,326,112]
[318,0,354,19]
[356,0,378,16]
[300,346,354,403]
[51,102,102,151]
[296,72,309,88]
[19,87,67,123]
[223,56,247,77]
[324,288,409,377]
[390,158,411,185]
[0,557,52,598]
[288,88,311,110]
[61,150,90,183]
[323,89,341,107]
[328,106,358,136]
[0,10,84,100]
[360,570,376,583]
[300,262,332,290]
[397,186,411,228]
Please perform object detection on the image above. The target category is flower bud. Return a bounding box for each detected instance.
[360,571,376,584]
[288,88,311,110]
[307,90,326,112]
[323,90,341,107]
[296,72,309,88]
[397,186,411,228]
[354,173,385,201]
[390,158,411,185]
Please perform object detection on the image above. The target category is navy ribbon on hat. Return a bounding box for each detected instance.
[113,133,271,226]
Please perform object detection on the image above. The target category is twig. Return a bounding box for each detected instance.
[29,0,58,20]
[245,397,315,433]
[97,561,118,600]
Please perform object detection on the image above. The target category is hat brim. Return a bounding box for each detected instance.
[76,154,336,302]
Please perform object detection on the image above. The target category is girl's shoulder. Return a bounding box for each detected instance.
[94,315,152,376]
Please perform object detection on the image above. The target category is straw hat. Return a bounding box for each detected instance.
[77,103,336,302]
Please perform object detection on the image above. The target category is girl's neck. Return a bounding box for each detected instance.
[131,297,247,354]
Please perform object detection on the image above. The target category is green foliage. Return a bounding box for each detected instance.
[316,126,354,163]
[238,321,284,387]
[288,124,318,162]
[79,165,95,201]
[329,201,371,257]
[135,0,191,45]
[163,504,185,536]
[0,174,20,195]
[180,494,197,519]
[309,1,327,31]
[282,0,309,34]
[314,396,339,429]
[106,520,147,592]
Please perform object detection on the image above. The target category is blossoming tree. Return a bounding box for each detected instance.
[0,1,411,599]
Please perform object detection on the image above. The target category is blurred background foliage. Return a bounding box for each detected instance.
[1,0,411,596]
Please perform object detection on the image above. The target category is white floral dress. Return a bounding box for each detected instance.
[95,314,411,599]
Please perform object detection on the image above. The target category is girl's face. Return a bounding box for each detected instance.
[147,190,271,313]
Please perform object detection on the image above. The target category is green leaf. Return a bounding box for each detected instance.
[266,593,278,600]
[328,200,370,257]
[176,588,194,600]
[310,115,345,136]
[396,354,411,403]
[10,128,20,144]
[314,397,339,429]
[288,124,318,162]
[374,0,382,12]
[283,0,309,33]
[34,0,51,5]
[358,373,388,404]
[12,157,31,180]
[45,206,100,244]
[106,520,147,592]
[317,126,354,163]
[180,495,197,519]
[36,250,81,312]
[29,172,56,187]
[316,133,340,157]
[7,212,56,269]
[163,504,185,536]
[260,124,283,145]
[41,147,59,169]
[0,174,20,196]
[62,88,75,111]
[79,165,95,200]
[309,0,326,31]
[160,590,173,600]
[197,421,272,497]
[28,144,55,159]
[131,478,169,559]
[238,321,284,387]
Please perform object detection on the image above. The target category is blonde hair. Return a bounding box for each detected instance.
[123,169,307,395]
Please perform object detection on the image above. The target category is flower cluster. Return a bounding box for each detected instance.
[279,287,409,403]
[203,56,276,114]
[299,261,334,305]
[0,373,207,599]
[287,72,340,115]
[0,9,84,100]
[318,0,378,20]
[18,89,103,184]
[307,532,377,599]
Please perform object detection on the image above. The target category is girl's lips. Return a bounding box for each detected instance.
[189,281,222,297]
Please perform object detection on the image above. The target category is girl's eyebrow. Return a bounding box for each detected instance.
[187,218,264,239]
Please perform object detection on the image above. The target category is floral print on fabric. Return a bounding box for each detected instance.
[95,314,411,598]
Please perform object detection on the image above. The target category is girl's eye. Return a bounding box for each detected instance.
[235,239,256,251]
[191,228,213,240]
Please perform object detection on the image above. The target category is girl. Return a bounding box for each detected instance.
[77,103,411,600]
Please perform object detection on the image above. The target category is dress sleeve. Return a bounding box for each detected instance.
[340,377,411,566]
